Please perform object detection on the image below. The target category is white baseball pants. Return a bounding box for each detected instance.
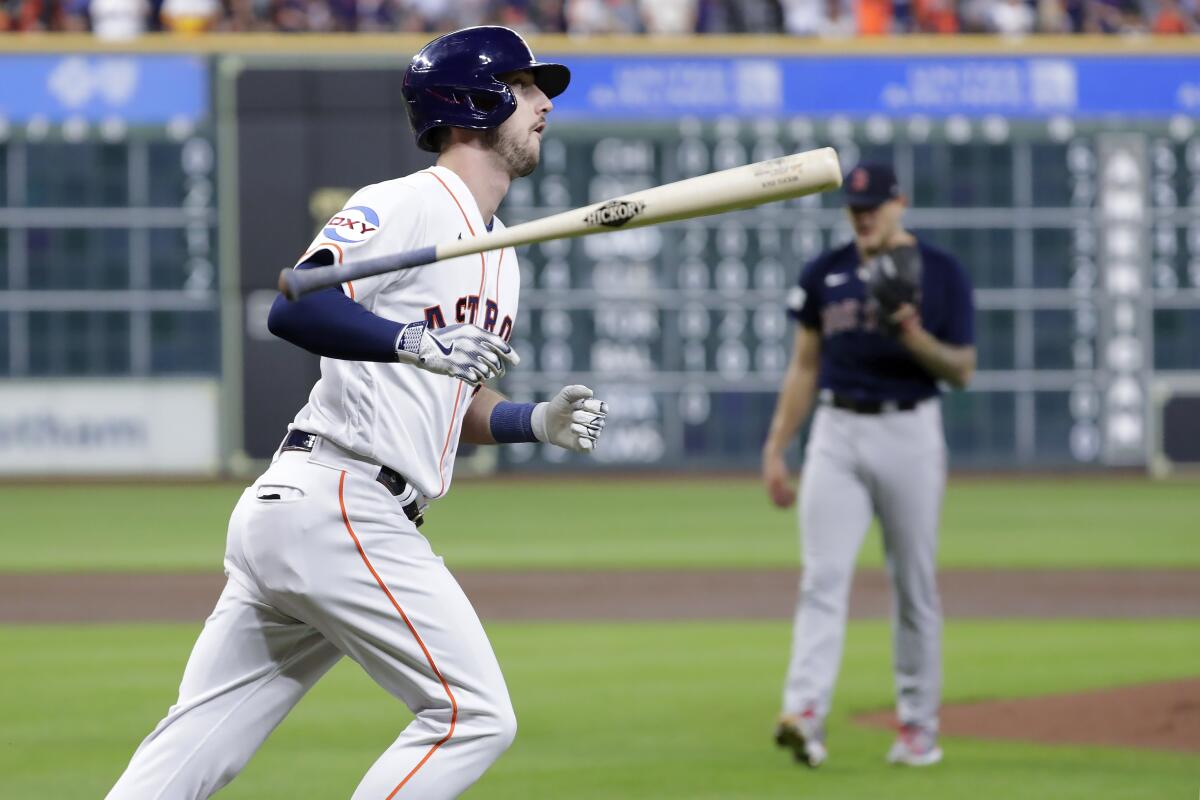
[107,439,515,799]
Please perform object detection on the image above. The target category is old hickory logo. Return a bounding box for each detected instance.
[584,199,645,228]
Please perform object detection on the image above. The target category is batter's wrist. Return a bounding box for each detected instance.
[490,401,539,443]
[394,321,427,364]
[530,402,549,443]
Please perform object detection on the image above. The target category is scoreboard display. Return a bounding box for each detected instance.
[0,55,216,381]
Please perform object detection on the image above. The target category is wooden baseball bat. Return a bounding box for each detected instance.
[278,146,842,300]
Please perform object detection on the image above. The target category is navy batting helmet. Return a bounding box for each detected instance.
[402,26,570,153]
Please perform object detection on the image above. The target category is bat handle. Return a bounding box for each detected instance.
[277,245,440,301]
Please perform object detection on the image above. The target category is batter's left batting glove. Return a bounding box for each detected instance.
[533,385,609,453]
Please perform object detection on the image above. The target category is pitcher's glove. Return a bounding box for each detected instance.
[533,385,609,453]
[395,322,518,386]
[865,244,922,334]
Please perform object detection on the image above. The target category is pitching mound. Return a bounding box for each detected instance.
[857,678,1200,753]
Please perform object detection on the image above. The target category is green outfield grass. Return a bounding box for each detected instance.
[1,620,1195,800]
[1,477,1197,572]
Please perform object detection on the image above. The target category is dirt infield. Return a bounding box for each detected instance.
[4,568,1198,754]
[3,568,1198,623]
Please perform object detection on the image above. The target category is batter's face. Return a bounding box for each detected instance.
[848,198,906,255]
[488,70,553,178]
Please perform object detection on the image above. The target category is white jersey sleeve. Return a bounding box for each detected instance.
[295,181,427,308]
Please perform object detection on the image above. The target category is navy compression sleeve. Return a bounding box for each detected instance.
[266,260,404,362]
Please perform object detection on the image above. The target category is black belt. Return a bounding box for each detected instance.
[281,430,424,528]
[829,395,919,415]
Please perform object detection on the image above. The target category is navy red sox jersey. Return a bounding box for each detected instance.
[787,239,974,403]
[290,165,520,499]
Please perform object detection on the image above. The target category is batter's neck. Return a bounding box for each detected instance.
[437,150,511,225]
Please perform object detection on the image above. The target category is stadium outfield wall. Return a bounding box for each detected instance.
[0,36,1197,476]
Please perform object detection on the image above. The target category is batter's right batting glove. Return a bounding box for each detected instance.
[395,322,519,386]
[534,385,609,453]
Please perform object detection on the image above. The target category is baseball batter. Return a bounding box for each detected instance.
[762,163,976,768]
[107,27,606,800]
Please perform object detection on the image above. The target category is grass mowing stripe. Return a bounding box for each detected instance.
[1,478,1198,572]
[1,620,1196,799]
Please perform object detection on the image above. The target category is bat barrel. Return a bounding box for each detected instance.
[441,146,844,254]
[614,146,843,227]
[277,147,843,300]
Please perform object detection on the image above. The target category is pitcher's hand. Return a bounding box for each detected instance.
[762,451,797,509]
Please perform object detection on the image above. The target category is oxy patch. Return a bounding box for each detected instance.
[323,205,381,245]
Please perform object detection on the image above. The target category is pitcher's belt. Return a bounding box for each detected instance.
[281,429,424,528]
[827,394,921,415]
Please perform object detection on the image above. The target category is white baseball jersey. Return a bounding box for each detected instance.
[289,165,521,499]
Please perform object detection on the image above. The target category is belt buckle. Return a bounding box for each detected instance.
[376,467,406,497]
[281,430,317,453]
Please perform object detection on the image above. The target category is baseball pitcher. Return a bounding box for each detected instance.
[762,162,976,768]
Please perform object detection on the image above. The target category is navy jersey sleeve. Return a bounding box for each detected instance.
[266,250,405,362]
[787,257,824,330]
[939,252,975,346]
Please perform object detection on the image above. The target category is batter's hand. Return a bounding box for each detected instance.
[533,385,608,453]
[395,322,519,386]
[762,452,797,508]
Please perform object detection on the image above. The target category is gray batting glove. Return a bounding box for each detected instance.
[532,385,609,453]
[395,322,519,386]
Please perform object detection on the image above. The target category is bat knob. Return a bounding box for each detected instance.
[278,269,299,301]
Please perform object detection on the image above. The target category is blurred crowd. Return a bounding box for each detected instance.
[2,0,1197,36]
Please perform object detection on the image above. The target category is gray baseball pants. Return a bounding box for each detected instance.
[782,398,945,731]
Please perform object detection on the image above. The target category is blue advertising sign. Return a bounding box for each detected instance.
[0,55,207,124]
[547,55,1200,119]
